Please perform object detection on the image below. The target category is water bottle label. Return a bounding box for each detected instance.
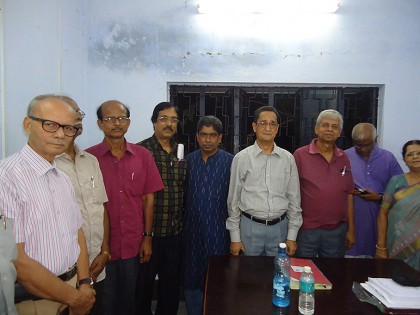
[300,281,314,293]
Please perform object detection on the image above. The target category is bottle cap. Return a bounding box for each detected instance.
[279,243,286,248]
[303,266,312,273]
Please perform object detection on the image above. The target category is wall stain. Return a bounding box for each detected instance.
[88,22,346,74]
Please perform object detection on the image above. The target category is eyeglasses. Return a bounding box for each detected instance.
[198,132,219,139]
[405,150,420,159]
[256,121,279,129]
[29,116,79,137]
[102,117,130,124]
[76,109,85,118]
[157,116,180,124]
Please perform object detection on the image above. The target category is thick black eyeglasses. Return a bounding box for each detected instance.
[28,116,79,137]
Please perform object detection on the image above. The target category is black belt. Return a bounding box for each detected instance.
[242,212,287,226]
[58,263,78,282]
[15,263,77,303]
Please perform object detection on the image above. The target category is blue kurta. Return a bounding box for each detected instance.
[183,149,234,290]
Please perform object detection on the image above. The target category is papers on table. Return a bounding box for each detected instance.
[361,278,420,309]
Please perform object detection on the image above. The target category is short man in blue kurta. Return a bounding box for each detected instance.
[183,116,234,315]
[345,123,403,257]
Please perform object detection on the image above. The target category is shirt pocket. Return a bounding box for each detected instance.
[81,178,104,205]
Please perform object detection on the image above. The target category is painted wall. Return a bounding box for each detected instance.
[1,0,419,169]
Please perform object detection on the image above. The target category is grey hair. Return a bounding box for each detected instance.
[351,123,377,141]
[27,94,66,116]
[316,109,343,130]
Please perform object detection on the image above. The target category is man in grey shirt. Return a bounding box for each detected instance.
[227,106,302,256]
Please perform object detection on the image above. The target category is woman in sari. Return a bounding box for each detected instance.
[376,140,420,271]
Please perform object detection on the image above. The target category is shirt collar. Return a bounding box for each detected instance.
[57,143,84,161]
[308,138,344,157]
[151,134,177,153]
[96,138,136,156]
[21,143,58,176]
[252,141,282,157]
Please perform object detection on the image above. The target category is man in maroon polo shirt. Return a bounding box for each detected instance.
[293,109,355,258]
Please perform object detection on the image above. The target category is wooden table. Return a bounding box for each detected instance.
[203,255,420,315]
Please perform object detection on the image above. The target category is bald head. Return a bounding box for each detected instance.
[96,100,130,120]
[352,123,377,159]
[351,123,377,142]
[27,94,72,116]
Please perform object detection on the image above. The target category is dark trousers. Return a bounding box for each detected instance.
[296,223,348,258]
[103,256,140,315]
[89,278,104,315]
[136,235,182,315]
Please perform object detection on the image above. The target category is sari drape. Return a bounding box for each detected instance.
[382,175,420,271]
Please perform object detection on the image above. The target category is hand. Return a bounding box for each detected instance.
[375,248,388,259]
[355,189,382,202]
[139,237,152,263]
[89,254,108,281]
[230,242,245,256]
[345,229,355,249]
[69,286,95,315]
[285,240,297,256]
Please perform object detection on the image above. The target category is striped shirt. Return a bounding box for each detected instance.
[137,135,187,236]
[0,144,83,275]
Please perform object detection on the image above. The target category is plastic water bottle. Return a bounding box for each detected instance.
[298,266,315,315]
[272,243,290,307]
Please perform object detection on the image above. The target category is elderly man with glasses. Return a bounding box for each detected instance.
[86,100,164,315]
[136,102,187,315]
[0,94,95,315]
[227,106,303,257]
[345,123,403,258]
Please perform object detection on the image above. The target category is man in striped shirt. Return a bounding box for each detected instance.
[0,95,95,315]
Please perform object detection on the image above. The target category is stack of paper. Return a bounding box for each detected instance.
[361,278,420,309]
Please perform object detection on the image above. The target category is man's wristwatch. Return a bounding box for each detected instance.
[76,277,94,288]
[143,231,154,237]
